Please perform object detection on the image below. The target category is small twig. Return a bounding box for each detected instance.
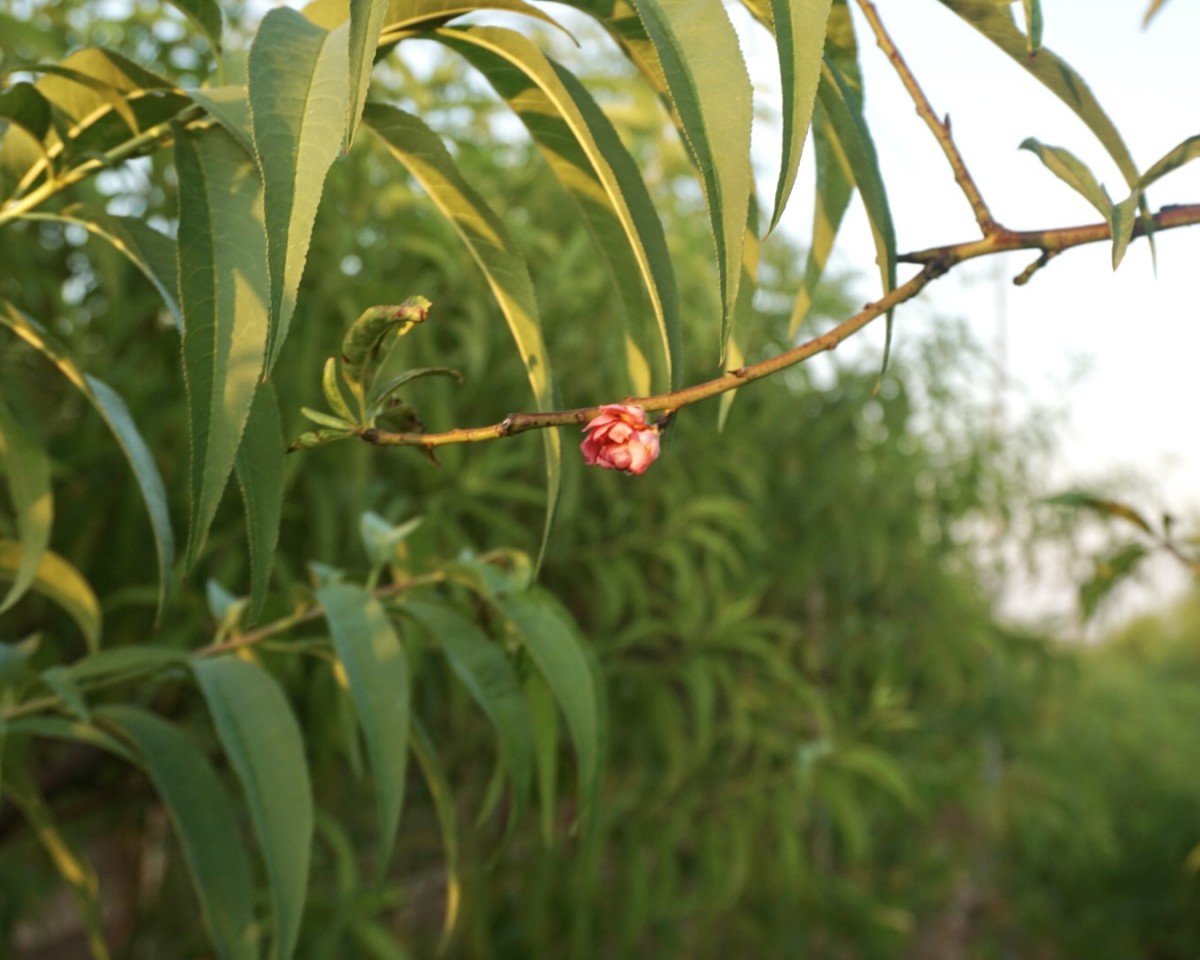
[855,0,999,235]
[1013,250,1058,286]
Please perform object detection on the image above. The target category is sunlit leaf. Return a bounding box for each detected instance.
[625,0,752,354]
[437,25,682,392]
[1020,0,1042,54]
[99,706,259,960]
[0,301,175,612]
[166,0,225,58]
[404,600,534,826]
[1138,133,1200,190]
[235,382,284,623]
[938,0,1139,188]
[249,8,350,371]
[347,0,390,145]
[364,104,560,559]
[175,124,270,567]
[0,540,101,651]
[767,0,832,233]
[1019,137,1111,217]
[193,657,313,960]
[0,395,51,614]
[317,582,410,873]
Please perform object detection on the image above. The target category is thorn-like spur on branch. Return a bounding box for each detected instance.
[855,0,999,236]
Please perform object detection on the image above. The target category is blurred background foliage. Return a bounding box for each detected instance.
[1,1,1199,957]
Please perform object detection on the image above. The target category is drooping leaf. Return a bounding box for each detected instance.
[339,297,431,415]
[1109,190,1139,269]
[789,0,860,337]
[523,668,558,844]
[347,0,390,146]
[234,381,285,623]
[0,301,175,612]
[367,366,462,417]
[249,8,350,371]
[0,395,52,615]
[718,202,758,429]
[174,123,270,567]
[1019,137,1111,217]
[767,0,832,233]
[3,758,110,960]
[165,0,225,58]
[497,590,602,824]
[99,706,259,960]
[364,104,561,558]
[409,718,460,952]
[316,582,410,874]
[193,657,313,960]
[816,59,896,373]
[937,0,1139,188]
[404,600,534,826]
[625,0,752,353]
[1044,490,1155,534]
[436,25,681,392]
[0,540,101,651]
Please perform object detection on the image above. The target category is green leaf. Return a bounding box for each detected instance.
[316,583,410,874]
[40,667,90,721]
[98,706,259,960]
[0,301,176,613]
[409,718,460,952]
[3,759,110,960]
[339,297,432,414]
[1138,133,1200,190]
[523,668,558,845]
[719,201,759,429]
[235,382,285,623]
[404,600,533,826]
[0,540,101,651]
[767,0,832,233]
[347,0,390,146]
[0,395,52,614]
[0,82,53,194]
[367,366,462,415]
[193,657,313,960]
[322,356,357,421]
[359,512,422,568]
[1044,490,1155,534]
[7,714,138,765]
[300,406,356,430]
[1080,542,1148,620]
[249,9,350,371]
[626,0,752,353]
[1020,0,1042,55]
[166,0,225,57]
[364,104,561,558]
[59,644,188,684]
[175,124,270,568]
[817,60,896,372]
[1109,190,1139,269]
[938,0,1140,188]
[1018,137,1111,217]
[303,0,568,37]
[187,85,256,155]
[437,25,682,392]
[497,590,602,824]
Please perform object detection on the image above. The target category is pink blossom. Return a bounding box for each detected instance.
[580,404,661,475]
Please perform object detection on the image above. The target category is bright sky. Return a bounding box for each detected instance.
[744,1,1200,627]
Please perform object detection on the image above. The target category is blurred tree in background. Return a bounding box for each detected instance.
[1,0,1199,957]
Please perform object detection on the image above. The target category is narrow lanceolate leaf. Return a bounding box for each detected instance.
[1019,138,1111,217]
[789,0,860,336]
[317,582,410,873]
[817,60,896,372]
[498,590,602,824]
[0,82,52,195]
[404,600,533,826]
[410,719,461,952]
[1139,133,1200,190]
[0,302,175,613]
[99,707,258,960]
[193,657,313,960]
[235,382,284,623]
[626,0,752,354]
[719,202,759,430]
[364,103,561,556]
[0,396,51,614]
[435,26,681,393]
[0,541,100,651]
[937,0,1139,189]
[1109,191,1139,269]
[175,124,271,568]
[250,9,350,371]
[1020,0,1042,55]
[1143,0,1169,27]
[4,761,110,960]
[347,0,390,146]
[767,0,833,233]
